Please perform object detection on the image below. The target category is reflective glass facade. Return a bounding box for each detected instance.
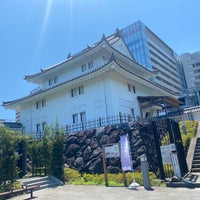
[122,21,152,70]
[121,20,185,94]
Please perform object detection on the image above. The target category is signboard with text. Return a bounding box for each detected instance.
[104,144,120,158]
[160,145,172,164]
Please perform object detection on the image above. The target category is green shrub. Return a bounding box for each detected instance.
[179,121,198,155]
[0,181,21,193]
[82,173,105,185]
[64,168,81,183]
[64,168,162,186]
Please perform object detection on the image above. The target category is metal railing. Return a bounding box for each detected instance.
[66,114,134,134]
[24,111,193,138]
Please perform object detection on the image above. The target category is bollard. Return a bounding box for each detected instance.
[140,154,152,190]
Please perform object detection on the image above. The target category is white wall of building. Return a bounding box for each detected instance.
[41,56,107,90]
[20,66,173,134]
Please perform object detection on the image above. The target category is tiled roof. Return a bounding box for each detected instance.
[24,30,138,81]
[184,106,200,113]
[24,34,119,80]
[3,59,176,107]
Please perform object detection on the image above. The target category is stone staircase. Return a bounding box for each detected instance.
[191,137,200,173]
[167,123,200,188]
[18,176,63,190]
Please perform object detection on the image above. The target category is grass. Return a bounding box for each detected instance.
[0,181,21,193]
[64,168,165,187]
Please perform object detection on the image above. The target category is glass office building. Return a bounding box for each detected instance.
[122,20,185,94]
[122,21,152,70]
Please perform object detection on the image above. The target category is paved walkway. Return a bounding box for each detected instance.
[10,185,200,200]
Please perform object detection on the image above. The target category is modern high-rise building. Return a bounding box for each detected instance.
[180,52,200,106]
[121,20,186,94]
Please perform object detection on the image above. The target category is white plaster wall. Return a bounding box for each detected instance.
[111,38,133,59]
[42,56,106,89]
[20,103,33,133]
[193,112,200,121]
[20,69,173,134]
[103,72,140,117]
[66,76,108,123]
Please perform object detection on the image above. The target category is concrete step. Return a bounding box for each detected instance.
[192,164,200,169]
[167,181,200,188]
[191,168,200,173]
[36,182,58,190]
[194,153,200,157]
[23,179,51,188]
[192,140,200,172]
[167,173,200,188]
[193,160,200,164]
[21,176,49,185]
[193,157,200,161]
[19,176,63,190]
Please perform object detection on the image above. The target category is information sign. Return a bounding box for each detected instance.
[160,145,172,164]
[104,144,120,158]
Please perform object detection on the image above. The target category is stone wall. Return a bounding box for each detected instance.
[65,121,159,174]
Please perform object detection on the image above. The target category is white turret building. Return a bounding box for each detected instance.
[3,31,179,137]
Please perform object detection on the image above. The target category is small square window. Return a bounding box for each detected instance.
[79,86,84,95]
[54,77,58,84]
[71,88,77,97]
[128,84,131,92]
[72,113,78,124]
[80,112,86,122]
[88,61,94,69]
[42,122,46,131]
[49,79,53,86]
[42,99,46,107]
[82,64,87,72]
[132,86,136,93]
[36,123,41,132]
[36,101,41,109]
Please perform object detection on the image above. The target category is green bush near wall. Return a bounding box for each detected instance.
[64,168,165,186]
[179,121,198,155]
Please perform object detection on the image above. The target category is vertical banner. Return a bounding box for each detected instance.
[120,134,133,171]
[171,153,182,179]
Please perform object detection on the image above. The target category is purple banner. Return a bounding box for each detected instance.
[120,134,133,171]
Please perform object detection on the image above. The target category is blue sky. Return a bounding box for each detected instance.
[0,0,200,120]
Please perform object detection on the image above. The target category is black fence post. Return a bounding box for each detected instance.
[172,120,188,176]
[152,120,165,180]
[81,122,84,130]
[166,118,174,144]
[119,112,122,124]
[99,117,102,127]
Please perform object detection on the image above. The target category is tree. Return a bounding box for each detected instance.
[50,122,65,181]
[29,122,65,181]
[42,127,53,176]
[0,127,18,186]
